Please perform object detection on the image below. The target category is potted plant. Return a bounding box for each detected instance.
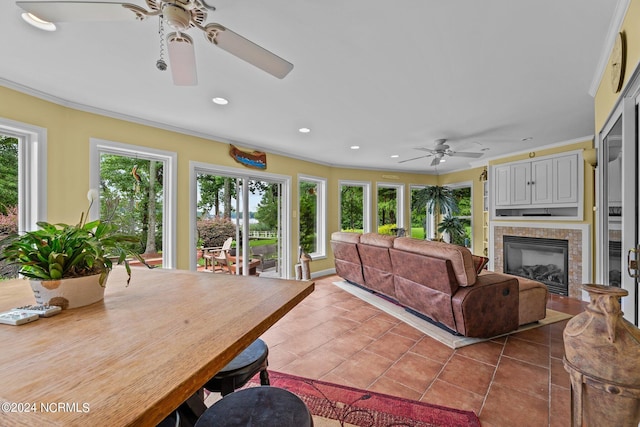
[0,189,149,309]
[414,186,459,240]
[437,215,465,244]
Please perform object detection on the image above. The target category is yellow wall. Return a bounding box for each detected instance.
[595,0,640,131]
[0,85,438,274]
[1,84,599,275]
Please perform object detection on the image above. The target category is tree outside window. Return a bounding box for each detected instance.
[340,185,364,232]
[450,186,472,247]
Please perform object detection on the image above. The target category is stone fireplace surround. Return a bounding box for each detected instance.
[489,222,591,300]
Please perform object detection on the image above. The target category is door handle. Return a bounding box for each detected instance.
[628,247,639,278]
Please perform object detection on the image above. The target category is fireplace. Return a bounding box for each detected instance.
[503,235,569,296]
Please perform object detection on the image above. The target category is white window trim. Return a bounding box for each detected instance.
[298,174,327,259]
[89,138,177,269]
[446,181,473,249]
[410,184,428,239]
[376,182,405,232]
[338,180,371,233]
[189,162,292,278]
[0,118,47,231]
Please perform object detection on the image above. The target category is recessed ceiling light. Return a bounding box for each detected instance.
[390,154,399,158]
[440,158,446,163]
[21,13,56,31]
[298,127,311,133]
[350,145,360,150]
[212,97,229,105]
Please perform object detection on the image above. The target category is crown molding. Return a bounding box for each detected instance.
[473,135,594,166]
[589,0,631,97]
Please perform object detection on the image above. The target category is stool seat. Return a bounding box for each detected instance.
[204,339,269,396]
[195,386,313,427]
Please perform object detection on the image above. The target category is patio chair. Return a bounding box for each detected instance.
[203,237,233,272]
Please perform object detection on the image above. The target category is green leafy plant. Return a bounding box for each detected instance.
[437,215,465,244]
[0,190,148,286]
[413,186,459,240]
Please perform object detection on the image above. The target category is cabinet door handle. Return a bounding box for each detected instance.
[530,181,535,185]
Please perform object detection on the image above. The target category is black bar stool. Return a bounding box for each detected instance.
[195,386,313,427]
[204,339,270,396]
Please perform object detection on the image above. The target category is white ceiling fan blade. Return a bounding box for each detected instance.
[398,154,431,164]
[450,151,483,158]
[414,147,437,153]
[430,157,441,166]
[167,33,198,86]
[205,24,293,79]
[16,1,135,22]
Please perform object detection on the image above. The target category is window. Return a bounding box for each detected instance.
[90,139,177,269]
[410,185,427,239]
[339,180,371,233]
[449,183,472,248]
[0,118,47,234]
[376,183,404,235]
[190,162,291,277]
[298,175,326,258]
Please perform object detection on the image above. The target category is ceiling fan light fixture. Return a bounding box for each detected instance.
[167,32,198,85]
[163,3,191,31]
[21,12,56,31]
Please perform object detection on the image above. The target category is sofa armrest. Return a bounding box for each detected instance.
[451,273,519,338]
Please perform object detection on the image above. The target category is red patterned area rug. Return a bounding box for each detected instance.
[245,371,481,427]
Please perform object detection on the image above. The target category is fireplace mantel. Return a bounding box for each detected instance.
[490,222,591,300]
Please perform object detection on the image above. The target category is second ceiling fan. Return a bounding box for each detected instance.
[399,139,484,167]
[16,0,294,85]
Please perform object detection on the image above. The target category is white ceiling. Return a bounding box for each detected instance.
[1,0,620,173]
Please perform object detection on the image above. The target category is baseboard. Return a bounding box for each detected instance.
[310,267,335,279]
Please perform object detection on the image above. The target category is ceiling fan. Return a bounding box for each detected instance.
[399,138,484,167]
[16,0,294,85]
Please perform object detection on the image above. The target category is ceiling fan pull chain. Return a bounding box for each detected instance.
[156,18,167,71]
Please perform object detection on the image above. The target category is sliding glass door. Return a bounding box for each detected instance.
[191,163,290,278]
[598,97,638,324]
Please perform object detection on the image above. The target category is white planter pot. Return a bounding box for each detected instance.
[29,273,108,309]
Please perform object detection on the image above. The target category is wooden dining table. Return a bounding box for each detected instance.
[0,267,314,426]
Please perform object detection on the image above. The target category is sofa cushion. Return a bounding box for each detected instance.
[357,233,397,298]
[330,231,362,244]
[360,232,395,247]
[472,255,489,274]
[330,232,365,286]
[393,237,477,286]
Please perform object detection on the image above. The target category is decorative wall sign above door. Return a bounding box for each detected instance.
[229,144,267,169]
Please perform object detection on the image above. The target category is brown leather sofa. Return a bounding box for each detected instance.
[330,231,548,338]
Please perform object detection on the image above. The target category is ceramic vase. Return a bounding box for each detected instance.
[29,273,108,309]
[563,284,640,426]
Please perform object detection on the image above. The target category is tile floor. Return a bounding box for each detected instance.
[259,274,588,427]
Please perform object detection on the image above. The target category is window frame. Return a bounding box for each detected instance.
[298,174,327,259]
[0,117,47,232]
[376,182,405,234]
[409,184,428,239]
[338,180,371,233]
[189,162,292,277]
[89,138,177,269]
[447,181,473,249]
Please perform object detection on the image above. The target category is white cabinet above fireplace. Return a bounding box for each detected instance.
[491,150,583,220]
